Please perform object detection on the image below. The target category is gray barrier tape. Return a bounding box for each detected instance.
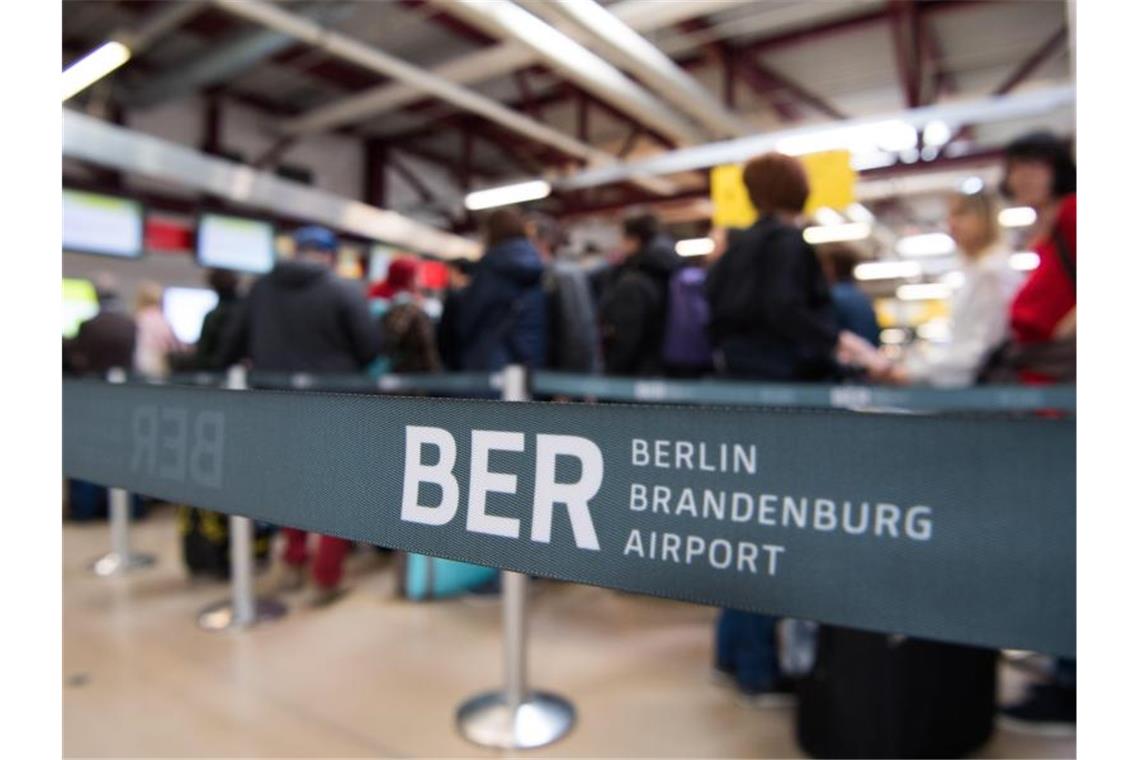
[532,371,1077,413]
[63,379,1075,656]
[245,371,502,396]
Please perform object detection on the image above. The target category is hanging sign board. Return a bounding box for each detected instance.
[711,150,857,227]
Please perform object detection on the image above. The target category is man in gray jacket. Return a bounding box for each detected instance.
[222,225,382,605]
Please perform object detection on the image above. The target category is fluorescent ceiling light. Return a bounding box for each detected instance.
[813,206,846,226]
[876,120,918,152]
[854,260,921,281]
[1010,251,1041,271]
[920,145,939,161]
[960,176,985,194]
[803,222,871,245]
[897,282,952,301]
[675,237,716,257]
[999,206,1038,227]
[845,203,875,224]
[850,150,896,171]
[897,232,955,257]
[63,41,131,101]
[923,120,952,147]
[464,180,551,211]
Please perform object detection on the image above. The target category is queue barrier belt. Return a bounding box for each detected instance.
[63,378,1075,656]
[166,370,1077,414]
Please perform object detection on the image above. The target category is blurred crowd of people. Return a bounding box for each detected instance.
[63,129,1077,748]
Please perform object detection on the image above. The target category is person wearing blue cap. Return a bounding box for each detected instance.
[221,224,383,606]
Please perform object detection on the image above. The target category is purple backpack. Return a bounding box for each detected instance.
[661,267,714,369]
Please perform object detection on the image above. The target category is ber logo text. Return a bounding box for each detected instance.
[399,425,603,550]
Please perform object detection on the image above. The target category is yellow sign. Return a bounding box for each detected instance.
[710,164,757,228]
[710,150,856,227]
[801,150,856,215]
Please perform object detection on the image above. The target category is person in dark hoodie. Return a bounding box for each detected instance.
[598,213,682,376]
[220,225,382,606]
[456,207,547,371]
[194,268,244,370]
[64,274,136,376]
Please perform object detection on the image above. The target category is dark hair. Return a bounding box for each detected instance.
[819,244,861,282]
[621,213,660,246]
[1002,131,1076,198]
[743,153,810,214]
[207,268,239,298]
[484,207,529,247]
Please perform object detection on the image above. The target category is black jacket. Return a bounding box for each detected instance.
[221,260,382,372]
[64,299,136,376]
[598,234,682,376]
[194,296,242,370]
[705,216,838,381]
[456,237,547,371]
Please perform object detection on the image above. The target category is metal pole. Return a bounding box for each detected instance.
[198,366,288,631]
[90,367,156,576]
[456,365,575,750]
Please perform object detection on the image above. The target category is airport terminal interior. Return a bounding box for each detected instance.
[61,0,1079,757]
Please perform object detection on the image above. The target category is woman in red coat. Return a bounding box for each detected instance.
[1002,131,1077,385]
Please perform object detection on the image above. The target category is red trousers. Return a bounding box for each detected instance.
[282,528,350,589]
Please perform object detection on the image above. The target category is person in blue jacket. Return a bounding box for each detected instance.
[457,207,547,371]
[820,243,881,348]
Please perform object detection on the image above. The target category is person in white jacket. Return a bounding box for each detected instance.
[852,192,1022,387]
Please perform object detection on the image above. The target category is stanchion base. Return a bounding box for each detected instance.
[89,552,157,577]
[456,690,575,749]
[197,598,288,631]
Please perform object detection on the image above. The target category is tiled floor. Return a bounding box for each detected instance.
[64,507,1075,758]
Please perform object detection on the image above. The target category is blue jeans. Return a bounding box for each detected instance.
[716,609,781,693]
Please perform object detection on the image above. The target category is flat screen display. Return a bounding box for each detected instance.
[197,213,275,273]
[62,278,99,338]
[163,287,219,344]
[63,190,145,258]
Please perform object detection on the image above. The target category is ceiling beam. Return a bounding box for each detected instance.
[554,84,1074,191]
[946,25,1068,144]
[63,109,479,258]
[435,0,705,145]
[210,0,675,196]
[887,0,922,108]
[277,0,747,137]
[522,0,751,138]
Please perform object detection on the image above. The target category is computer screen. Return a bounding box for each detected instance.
[163,287,219,344]
[62,278,99,338]
[63,190,145,258]
[197,213,276,273]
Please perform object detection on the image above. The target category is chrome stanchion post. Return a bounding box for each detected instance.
[198,366,288,631]
[90,367,156,576]
[456,365,575,749]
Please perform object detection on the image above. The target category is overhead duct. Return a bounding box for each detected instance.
[210,0,675,196]
[63,110,480,260]
[437,0,705,144]
[280,0,752,137]
[120,2,355,109]
[554,85,1076,190]
[521,0,752,138]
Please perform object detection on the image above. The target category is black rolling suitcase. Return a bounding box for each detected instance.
[796,625,997,759]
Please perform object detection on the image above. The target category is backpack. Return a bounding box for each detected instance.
[661,267,714,370]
